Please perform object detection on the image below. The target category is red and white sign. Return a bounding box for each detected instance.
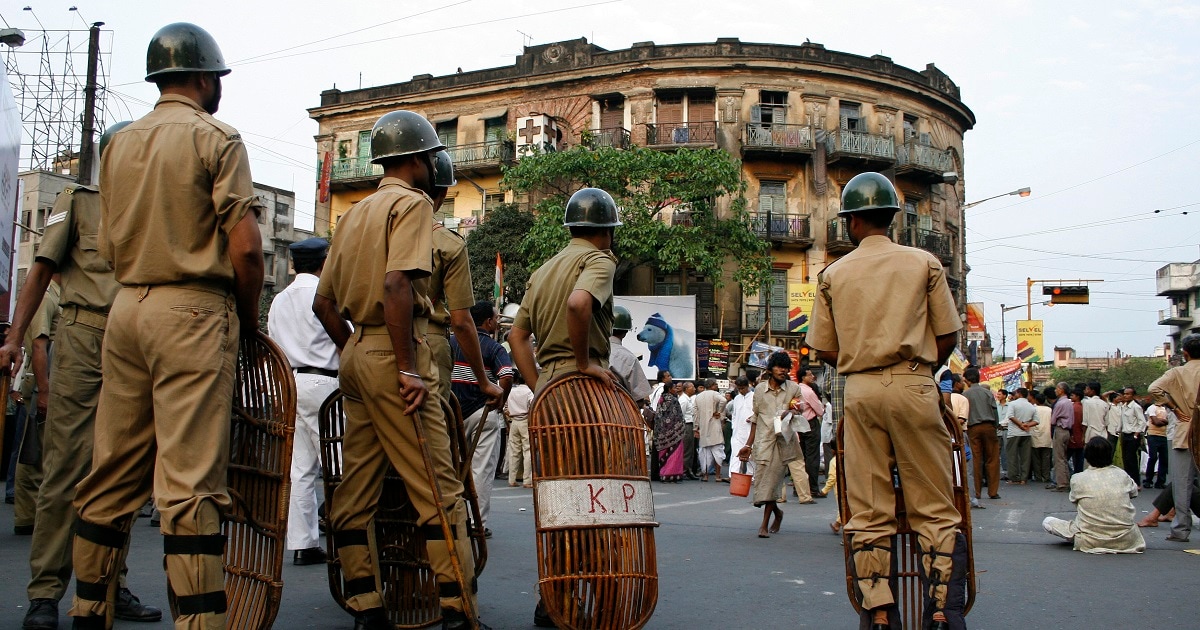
[317,151,333,204]
[536,478,655,528]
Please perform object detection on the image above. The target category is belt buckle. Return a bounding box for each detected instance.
[908,361,919,372]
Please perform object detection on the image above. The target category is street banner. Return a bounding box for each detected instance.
[787,282,816,333]
[966,302,986,342]
[947,347,968,375]
[1016,320,1044,362]
[615,295,697,380]
[980,359,1024,393]
[0,64,19,319]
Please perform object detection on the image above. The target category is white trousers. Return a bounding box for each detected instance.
[464,407,503,526]
[287,372,340,550]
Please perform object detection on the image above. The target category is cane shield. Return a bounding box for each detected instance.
[530,375,659,630]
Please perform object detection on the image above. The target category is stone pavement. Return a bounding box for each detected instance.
[1,475,1195,628]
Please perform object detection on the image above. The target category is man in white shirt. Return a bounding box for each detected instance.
[679,382,698,479]
[1081,382,1111,446]
[1116,387,1147,488]
[729,376,756,477]
[1004,388,1036,484]
[267,237,340,566]
[996,389,1010,481]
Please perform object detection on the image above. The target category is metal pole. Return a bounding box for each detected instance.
[76,22,103,186]
[1000,304,1006,362]
[1026,278,1033,320]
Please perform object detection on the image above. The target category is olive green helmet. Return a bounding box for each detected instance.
[839,172,900,216]
[144,23,230,82]
[613,305,633,332]
[563,187,622,227]
[99,121,133,158]
[432,149,457,187]
[370,110,446,164]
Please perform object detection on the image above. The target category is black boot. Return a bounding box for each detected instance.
[115,587,163,622]
[442,607,492,630]
[533,599,557,628]
[929,617,951,630]
[22,599,57,630]
[72,615,105,630]
[352,607,390,630]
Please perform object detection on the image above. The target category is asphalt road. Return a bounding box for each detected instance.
[2,475,1195,629]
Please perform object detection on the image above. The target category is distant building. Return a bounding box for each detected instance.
[13,170,305,293]
[1052,346,1129,371]
[1156,262,1199,356]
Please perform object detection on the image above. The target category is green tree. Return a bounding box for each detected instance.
[465,203,535,305]
[501,144,772,295]
[1048,357,1168,393]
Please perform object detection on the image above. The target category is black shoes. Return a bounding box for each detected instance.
[14,524,33,535]
[115,588,163,622]
[22,599,57,630]
[442,607,492,630]
[293,546,328,566]
[71,615,105,629]
[353,607,390,630]
[533,599,557,628]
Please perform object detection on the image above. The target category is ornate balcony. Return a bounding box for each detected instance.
[824,129,895,167]
[749,212,813,248]
[742,123,814,159]
[645,121,718,147]
[743,303,788,333]
[896,226,953,264]
[826,218,855,255]
[585,127,631,150]
[329,157,383,188]
[448,139,515,173]
[895,139,954,182]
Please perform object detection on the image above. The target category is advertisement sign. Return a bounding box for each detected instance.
[787,283,816,333]
[0,66,19,319]
[980,359,1025,393]
[1016,319,1044,363]
[966,302,986,342]
[317,151,333,204]
[701,339,729,378]
[614,295,697,380]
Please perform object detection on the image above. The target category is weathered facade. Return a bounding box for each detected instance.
[1155,262,1200,356]
[308,38,975,353]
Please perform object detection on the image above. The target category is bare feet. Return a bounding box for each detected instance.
[1161,509,1175,522]
[768,507,783,534]
[829,520,842,534]
[1138,517,1159,528]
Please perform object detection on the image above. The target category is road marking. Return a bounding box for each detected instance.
[1004,509,1025,527]
[723,508,757,515]
[654,496,735,509]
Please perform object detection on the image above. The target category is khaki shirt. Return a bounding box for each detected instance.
[1149,360,1200,450]
[514,238,616,369]
[807,235,961,374]
[99,94,262,286]
[429,224,474,332]
[36,185,119,312]
[317,177,434,325]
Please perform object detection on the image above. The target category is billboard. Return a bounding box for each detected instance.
[965,302,986,342]
[614,295,697,380]
[0,64,20,320]
[1016,320,1044,363]
[787,282,816,333]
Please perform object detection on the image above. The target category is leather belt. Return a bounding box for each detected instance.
[295,366,338,378]
[62,304,108,331]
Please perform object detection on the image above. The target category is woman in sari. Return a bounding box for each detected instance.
[655,381,687,482]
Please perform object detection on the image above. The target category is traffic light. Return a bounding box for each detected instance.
[798,345,811,371]
[1042,285,1089,304]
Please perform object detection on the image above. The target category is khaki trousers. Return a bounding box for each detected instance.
[29,316,131,601]
[427,331,452,401]
[843,365,959,611]
[13,398,42,529]
[1052,426,1071,488]
[71,285,238,629]
[332,328,475,614]
[507,418,531,485]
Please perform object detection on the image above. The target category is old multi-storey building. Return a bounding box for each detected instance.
[1156,261,1200,356]
[309,38,975,356]
[14,171,307,291]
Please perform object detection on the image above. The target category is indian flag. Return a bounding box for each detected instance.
[493,252,503,305]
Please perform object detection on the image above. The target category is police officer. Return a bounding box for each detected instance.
[0,122,160,630]
[609,305,650,404]
[68,23,266,629]
[807,172,961,630]
[509,187,620,395]
[427,149,502,404]
[507,187,619,628]
[267,237,339,566]
[313,111,484,630]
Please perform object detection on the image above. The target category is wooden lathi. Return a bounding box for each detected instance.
[222,331,297,629]
[834,409,976,629]
[530,375,659,630]
[318,391,486,628]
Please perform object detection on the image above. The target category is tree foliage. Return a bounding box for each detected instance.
[1047,357,1169,394]
[500,144,772,295]
[465,203,535,305]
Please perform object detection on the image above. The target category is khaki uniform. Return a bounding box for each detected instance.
[1149,360,1200,540]
[427,224,475,399]
[807,234,962,612]
[514,238,616,393]
[71,94,261,628]
[316,177,475,615]
[27,185,125,603]
[13,282,61,530]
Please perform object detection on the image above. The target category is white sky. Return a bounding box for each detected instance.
[6,0,1198,356]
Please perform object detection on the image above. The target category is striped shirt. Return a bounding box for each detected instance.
[450,331,513,419]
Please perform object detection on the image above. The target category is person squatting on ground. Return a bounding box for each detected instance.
[313,110,487,630]
[1042,437,1145,553]
[807,172,962,630]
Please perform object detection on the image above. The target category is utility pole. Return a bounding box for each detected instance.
[76,22,103,186]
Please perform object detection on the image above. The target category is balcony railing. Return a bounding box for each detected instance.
[448,139,514,170]
[743,303,788,333]
[749,212,812,244]
[946,275,961,292]
[1159,304,1193,326]
[824,129,895,162]
[896,226,952,262]
[896,140,954,176]
[826,218,855,255]
[743,123,813,152]
[329,157,383,183]
[586,127,631,150]
[645,121,718,146]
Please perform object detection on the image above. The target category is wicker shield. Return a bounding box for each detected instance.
[222,331,297,629]
[1190,381,1200,471]
[530,376,659,630]
[319,390,487,628]
[835,408,976,629]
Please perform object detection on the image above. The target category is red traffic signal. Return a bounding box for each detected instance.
[1041,285,1089,304]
